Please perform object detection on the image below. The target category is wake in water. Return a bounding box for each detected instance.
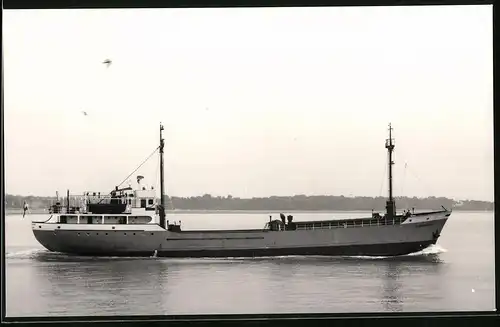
[5,244,447,264]
[346,244,448,260]
[5,248,48,260]
[174,245,448,265]
[5,249,150,263]
[408,244,447,256]
[222,244,448,261]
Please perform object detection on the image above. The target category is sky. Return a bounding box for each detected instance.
[3,5,493,201]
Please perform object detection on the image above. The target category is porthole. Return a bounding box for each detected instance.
[96,233,99,235]
[112,226,115,230]
[150,233,154,236]
[124,233,127,236]
[77,233,81,236]
[39,226,42,228]
[105,233,109,235]
[426,218,429,220]
[133,233,136,235]
[57,226,61,229]
[409,219,412,222]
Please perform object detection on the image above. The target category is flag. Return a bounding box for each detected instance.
[23,201,29,219]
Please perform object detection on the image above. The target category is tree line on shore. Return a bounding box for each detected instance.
[5,193,494,211]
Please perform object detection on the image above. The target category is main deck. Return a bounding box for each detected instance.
[33,209,451,236]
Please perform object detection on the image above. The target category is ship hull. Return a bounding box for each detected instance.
[32,211,449,258]
[31,236,435,257]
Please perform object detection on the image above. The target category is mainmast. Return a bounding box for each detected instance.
[385,123,396,218]
[159,123,166,229]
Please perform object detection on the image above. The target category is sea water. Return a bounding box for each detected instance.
[4,210,495,317]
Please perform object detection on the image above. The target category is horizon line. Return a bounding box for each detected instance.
[4,192,494,203]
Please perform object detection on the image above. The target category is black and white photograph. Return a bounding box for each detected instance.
[3,4,494,318]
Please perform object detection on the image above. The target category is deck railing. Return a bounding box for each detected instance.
[50,194,129,205]
[49,205,133,215]
[295,217,405,231]
[49,201,159,214]
[49,193,159,211]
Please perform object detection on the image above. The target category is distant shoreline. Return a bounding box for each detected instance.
[4,208,494,216]
[6,194,493,213]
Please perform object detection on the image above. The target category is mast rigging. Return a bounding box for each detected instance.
[385,123,396,218]
[159,123,166,229]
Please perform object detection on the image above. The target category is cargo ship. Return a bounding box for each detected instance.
[31,123,451,257]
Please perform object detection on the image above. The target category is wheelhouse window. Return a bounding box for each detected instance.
[148,199,154,205]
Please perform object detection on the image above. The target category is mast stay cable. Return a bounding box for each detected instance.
[115,146,160,190]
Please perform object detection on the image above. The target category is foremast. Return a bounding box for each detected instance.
[159,123,166,229]
[385,123,396,219]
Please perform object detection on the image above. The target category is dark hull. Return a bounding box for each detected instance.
[32,234,436,258]
[157,240,436,258]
